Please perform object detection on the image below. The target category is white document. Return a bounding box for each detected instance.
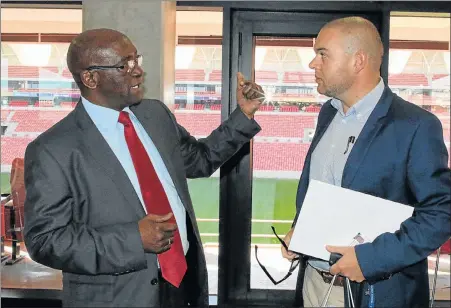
[288,180,414,261]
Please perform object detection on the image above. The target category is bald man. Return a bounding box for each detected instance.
[23,28,263,307]
[281,17,450,307]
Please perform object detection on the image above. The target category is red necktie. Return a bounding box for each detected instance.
[118,111,187,288]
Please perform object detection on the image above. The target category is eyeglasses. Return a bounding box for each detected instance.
[255,226,300,285]
[85,54,143,74]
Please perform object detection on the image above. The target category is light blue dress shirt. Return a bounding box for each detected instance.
[308,78,385,271]
[81,97,189,255]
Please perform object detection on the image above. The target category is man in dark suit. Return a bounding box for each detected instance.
[23,28,263,308]
[281,17,450,307]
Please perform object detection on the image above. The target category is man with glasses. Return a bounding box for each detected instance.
[23,28,264,308]
[280,17,450,307]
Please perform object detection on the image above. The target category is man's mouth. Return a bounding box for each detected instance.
[131,84,140,89]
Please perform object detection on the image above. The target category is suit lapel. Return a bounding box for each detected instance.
[73,102,146,218]
[131,102,190,211]
[341,88,394,188]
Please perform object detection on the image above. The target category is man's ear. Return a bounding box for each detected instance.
[353,50,367,73]
[80,70,98,89]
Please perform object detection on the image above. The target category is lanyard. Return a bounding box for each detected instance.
[368,284,375,308]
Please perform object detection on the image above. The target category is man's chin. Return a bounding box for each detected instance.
[128,93,144,105]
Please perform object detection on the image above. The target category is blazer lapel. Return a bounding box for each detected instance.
[73,102,146,218]
[341,88,394,188]
[131,102,190,210]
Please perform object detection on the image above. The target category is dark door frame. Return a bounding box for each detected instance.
[218,7,386,307]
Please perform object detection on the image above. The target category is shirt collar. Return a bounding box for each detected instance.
[81,96,134,131]
[331,77,385,118]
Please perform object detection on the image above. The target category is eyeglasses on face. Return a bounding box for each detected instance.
[85,54,143,74]
[255,226,300,285]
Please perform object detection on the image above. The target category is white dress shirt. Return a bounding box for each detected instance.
[82,97,189,255]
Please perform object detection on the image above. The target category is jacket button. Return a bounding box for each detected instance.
[151,278,158,285]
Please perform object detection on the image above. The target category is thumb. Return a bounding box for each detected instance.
[237,72,245,86]
[148,212,173,223]
[326,245,347,254]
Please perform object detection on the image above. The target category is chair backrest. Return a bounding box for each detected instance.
[11,158,25,207]
[7,158,25,241]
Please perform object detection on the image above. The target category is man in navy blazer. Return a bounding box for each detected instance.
[281,17,450,307]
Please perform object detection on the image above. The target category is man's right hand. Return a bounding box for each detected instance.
[281,227,297,260]
[138,213,177,254]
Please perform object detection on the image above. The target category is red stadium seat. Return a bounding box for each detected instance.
[9,101,29,107]
[280,105,299,112]
[175,69,205,82]
[209,104,221,111]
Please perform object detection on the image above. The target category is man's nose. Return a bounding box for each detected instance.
[132,64,143,76]
[308,56,317,70]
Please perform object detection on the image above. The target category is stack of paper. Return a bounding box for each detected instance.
[289,180,414,261]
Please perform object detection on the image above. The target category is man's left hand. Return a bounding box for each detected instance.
[236,72,264,119]
[327,245,365,282]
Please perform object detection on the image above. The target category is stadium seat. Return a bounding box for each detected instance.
[260,105,275,112]
[208,70,222,82]
[185,104,205,110]
[34,100,54,107]
[209,104,221,111]
[280,105,299,112]
[305,105,321,113]
[175,69,205,82]
[9,101,29,107]
[283,71,316,84]
[388,73,428,86]
[255,71,278,83]
[60,101,72,108]
[3,158,26,265]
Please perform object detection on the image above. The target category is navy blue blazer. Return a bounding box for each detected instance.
[294,87,451,307]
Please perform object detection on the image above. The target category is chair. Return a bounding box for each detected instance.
[1,195,11,262]
[3,157,26,265]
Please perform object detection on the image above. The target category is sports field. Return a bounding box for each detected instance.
[1,173,297,244]
[1,173,10,195]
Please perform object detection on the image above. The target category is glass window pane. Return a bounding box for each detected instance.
[250,37,321,290]
[1,8,81,193]
[1,42,79,193]
[175,9,223,295]
[389,12,450,302]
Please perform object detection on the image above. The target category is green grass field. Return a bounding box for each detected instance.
[1,173,297,244]
[1,173,10,195]
[189,178,297,244]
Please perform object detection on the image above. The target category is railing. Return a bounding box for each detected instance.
[197,218,292,246]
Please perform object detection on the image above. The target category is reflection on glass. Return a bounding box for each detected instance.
[250,16,451,295]
[173,20,224,293]
[389,13,450,301]
[171,47,223,295]
[0,8,225,296]
[250,37,320,290]
[1,42,76,195]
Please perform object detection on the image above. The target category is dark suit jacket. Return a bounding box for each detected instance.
[23,99,261,307]
[294,88,450,307]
